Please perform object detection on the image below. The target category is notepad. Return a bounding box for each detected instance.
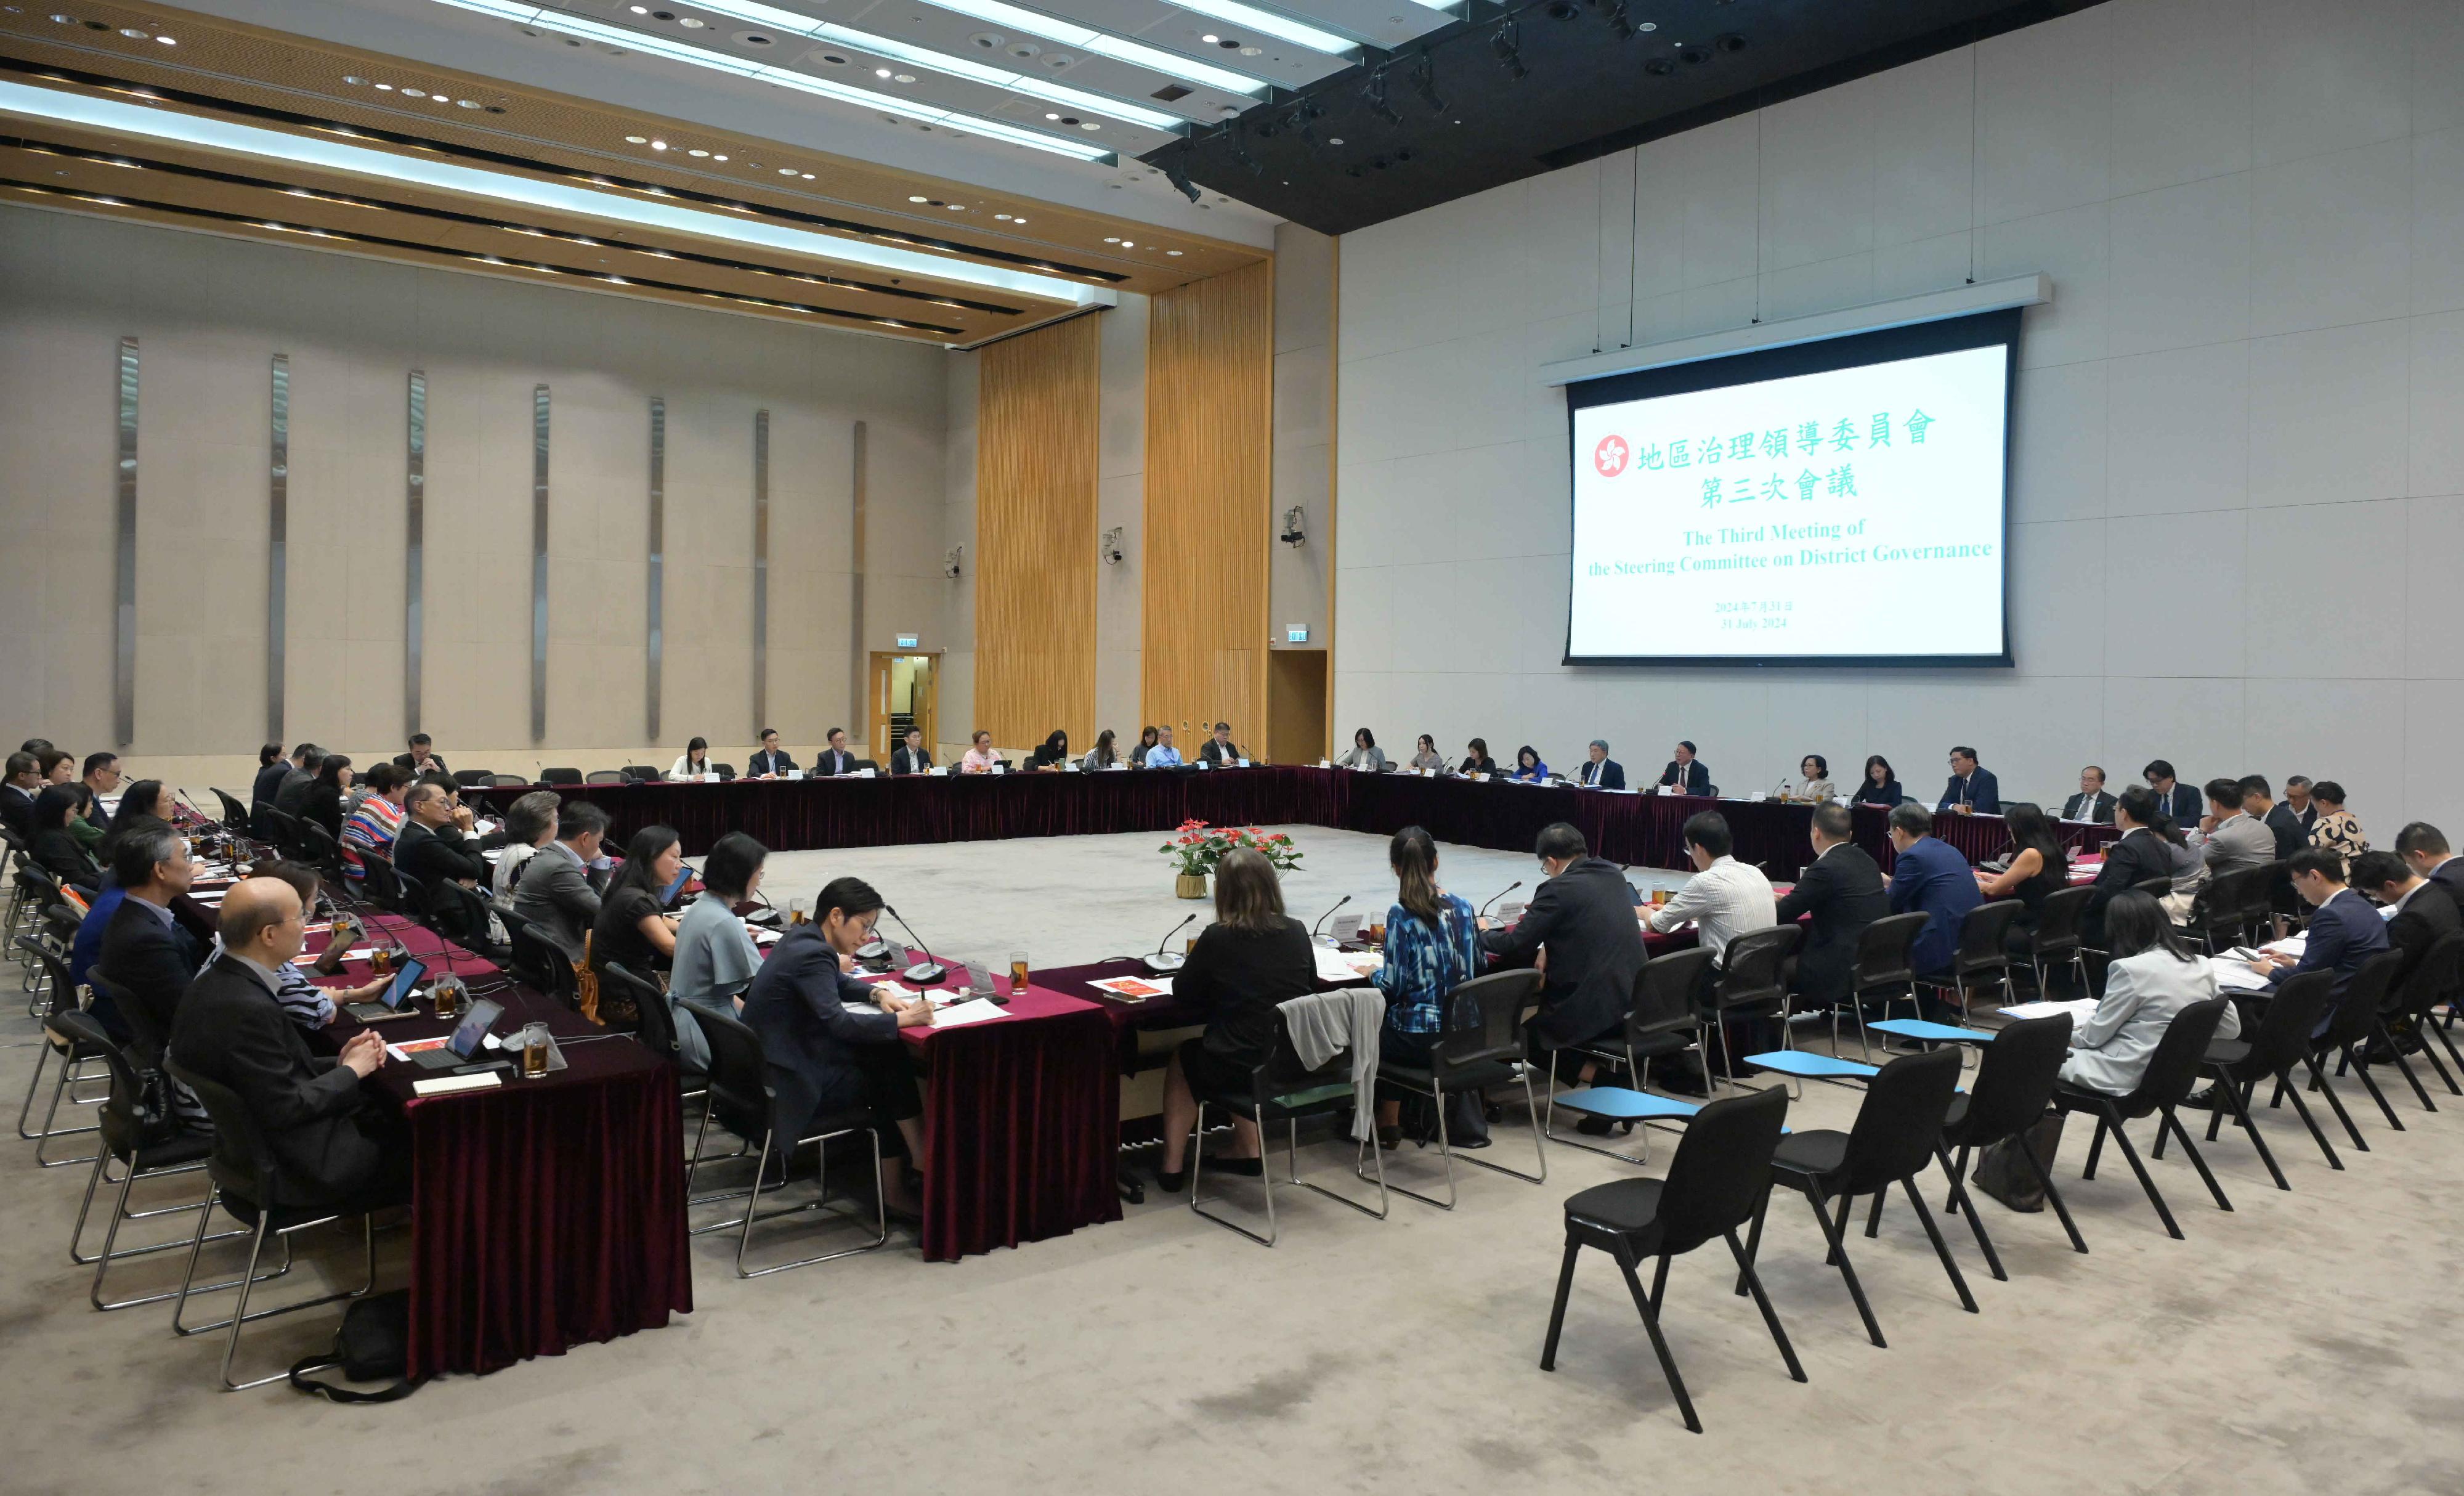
[1999,998,2101,1023]
[411,1071,501,1096]
[932,998,1008,1026]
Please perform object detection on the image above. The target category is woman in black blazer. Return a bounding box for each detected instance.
[1853,754,1903,807]
[1459,737,1499,776]
[31,784,103,889]
[1153,847,1316,1190]
[299,754,353,841]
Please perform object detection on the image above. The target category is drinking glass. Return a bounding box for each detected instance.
[1008,949,1031,994]
[789,896,810,927]
[521,1023,551,1079]
[431,976,458,1020]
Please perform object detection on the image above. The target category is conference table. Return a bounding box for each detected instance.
[469,765,2119,873]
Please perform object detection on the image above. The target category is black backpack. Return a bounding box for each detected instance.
[288,1290,428,1402]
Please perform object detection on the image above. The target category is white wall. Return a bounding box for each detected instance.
[0,206,946,789]
[1336,0,2464,832]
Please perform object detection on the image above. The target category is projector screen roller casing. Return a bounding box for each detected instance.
[1564,308,2019,668]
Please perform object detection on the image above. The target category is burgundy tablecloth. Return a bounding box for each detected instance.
[320,913,692,1378]
[468,766,2110,875]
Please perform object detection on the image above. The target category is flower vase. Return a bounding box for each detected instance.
[1175,872,1208,900]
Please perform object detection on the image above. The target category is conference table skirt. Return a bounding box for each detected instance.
[472,766,2114,872]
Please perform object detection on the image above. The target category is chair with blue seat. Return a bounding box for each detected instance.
[1372,968,1545,1209]
[1741,1046,1976,1348]
[1191,1002,1388,1247]
[1921,900,2025,1023]
[1695,925,1801,1091]
[1843,912,1931,1057]
[1544,947,1714,1163]
[1539,1085,1799,1433]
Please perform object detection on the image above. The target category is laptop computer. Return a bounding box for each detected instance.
[343,956,428,1023]
[410,997,506,1070]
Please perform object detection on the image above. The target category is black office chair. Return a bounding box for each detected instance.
[1695,925,1799,1091]
[2023,886,2094,997]
[585,770,628,786]
[52,1012,256,1311]
[1937,1013,2081,1264]
[491,774,530,787]
[452,770,494,788]
[1846,912,1930,1055]
[17,936,103,1164]
[2131,876,2173,901]
[209,789,251,832]
[2244,860,2287,937]
[622,765,663,783]
[602,959,706,1104]
[2196,968,2341,1186]
[2392,931,2464,1096]
[2309,949,2409,1133]
[503,914,578,1011]
[2367,932,2460,1111]
[711,763,737,781]
[1922,900,2024,1023]
[357,852,407,917]
[1191,1004,1389,1246]
[258,807,304,863]
[688,1005,889,1278]
[2051,996,2232,1240]
[436,884,513,985]
[1372,968,1545,1209]
[1548,946,1712,1163]
[1743,1047,1974,1348]
[1539,1086,1799,1433]
[296,820,348,890]
[2179,866,2256,953]
[166,1062,403,1390]
[541,767,584,786]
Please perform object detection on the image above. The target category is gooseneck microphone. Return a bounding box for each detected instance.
[1309,893,1352,941]
[884,904,946,983]
[1143,913,1198,974]
[1478,880,1524,919]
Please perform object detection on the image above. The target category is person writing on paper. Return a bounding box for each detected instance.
[171,877,406,1190]
[814,728,857,777]
[1145,725,1185,769]
[1793,755,1835,802]
[2062,766,2116,824]
[748,728,797,778]
[1408,734,1445,773]
[1337,727,1387,773]
[2349,850,2459,993]
[2192,778,2274,876]
[2058,891,2226,1095]
[2397,821,2464,909]
[1937,746,2000,815]
[1656,742,1710,796]
[1368,826,1480,1150]
[891,728,934,776]
[1775,802,1889,1012]
[1199,722,1244,767]
[591,824,684,1025]
[668,832,768,1070]
[670,736,713,781]
[1576,739,1624,789]
[1153,847,1315,1190]
[960,730,1001,774]
[2250,847,2389,1000]
[1509,745,1549,784]
[1130,725,1160,768]
[1643,811,1775,965]
[1026,730,1071,770]
[739,874,932,1220]
[1975,802,2068,953]
[1082,729,1121,772]
[1459,738,1499,777]
[1854,754,1902,807]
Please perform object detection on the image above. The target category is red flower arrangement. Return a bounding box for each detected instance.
[1159,821,1305,876]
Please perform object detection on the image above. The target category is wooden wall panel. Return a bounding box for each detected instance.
[976,313,1101,750]
[1143,261,1274,752]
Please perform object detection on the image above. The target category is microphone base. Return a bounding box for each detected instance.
[903,961,949,984]
[855,939,890,961]
[1141,952,1186,974]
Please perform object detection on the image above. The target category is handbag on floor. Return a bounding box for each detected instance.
[1395,1087,1489,1148]
[1971,1114,2064,1213]
[288,1290,428,1403]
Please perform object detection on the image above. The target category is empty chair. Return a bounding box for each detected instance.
[1546,946,1713,1161]
[452,770,494,788]
[295,820,348,890]
[622,765,662,782]
[17,935,103,1164]
[504,914,578,1010]
[585,770,628,786]
[436,884,514,985]
[1373,968,1545,1208]
[2197,969,2342,1185]
[490,773,530,787]
[1539,1086,1799,1433]
[1742,1047,1975,1348]
[2051,996,2232,1240]
[1938,1013,2082,1263]
[1846,912,1931,1055]
[357,852,407,917]
[540,767,584,786]
[687,1004,888,1278]
[1695,925,1800,1090]
[711,763,737,781]
[2022,887,2094,997]
[1922,900,2024,1022]
[2179,866,2257,953]
[603,959,705,1102]
[209,789,251,831]
[1189,1003,1388,1247]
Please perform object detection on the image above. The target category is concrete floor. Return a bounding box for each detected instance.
[6,825,2462,1496]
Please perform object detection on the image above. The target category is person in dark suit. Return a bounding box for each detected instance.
[245,742,286,818]
[394,780,490,932]
[2251,848,2389,1013]
[1576,739,1626,789]
[2061,765,2117,824]
[1936,746,2001,815]
[78,752,123,838]
[96,820,203,1066]
[1656,741,1710,795]
[2142,760,2201,823]
[1479,823,1647,1063]
[168,878,401,1199]
[30,784,103,889]
[1885,803,1982,999]
[1198,722,1246,767]
[1776,802,1891,1009]
[2,750,46,842]
[298,754,352,842]
[391,731,448,779]
[747,728,798,778]
[1853,754,1903,807]
[2083,786,2178,952]
[2283,776,2318,834]
[890,728,934,776]
[2396,821,2464,911]
[813,727,857,776]
[2350,851,2460,993]
[254,742,314,823]
[738,874,930,1216]
[272,744,323,818]
[1026,730,1072,770]
[513,802,611,962]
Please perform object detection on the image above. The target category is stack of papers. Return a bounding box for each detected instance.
[932,998,1008,1026]
[2000,997,2101,1023]
[2210,959,2273,992]
[1313,946,1380,983]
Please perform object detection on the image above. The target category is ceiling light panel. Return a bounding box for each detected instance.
[0,77,1109,304]
[431,0,1118,161]
[1148,0,1358,57]
[871,0,1279,96]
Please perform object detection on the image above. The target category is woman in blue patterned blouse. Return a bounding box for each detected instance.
[1371,824,1481,1148]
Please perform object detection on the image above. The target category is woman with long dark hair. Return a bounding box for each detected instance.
[1978,802,2069,951]
[2059,890,2226,1093]
[1369,826,1480,1147]
[1509,744,1549,783]
[1854,755,1902,807]
[1084,728,1119,771]
[1153,847,1315,1190]
[32,783,102,888]
[1132,725,1161,768]
[591,823,684,1005]
[1409,734,1445,773]
[669,736,713,779]
[1459,738,1498,776]
[1028,729,1071,770]
[300,754,353,840]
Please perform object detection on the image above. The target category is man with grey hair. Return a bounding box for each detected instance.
[1575,738,1624,790]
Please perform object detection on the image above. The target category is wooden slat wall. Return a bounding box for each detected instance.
[976,314,1101,750]
[1143,261,1274,751]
